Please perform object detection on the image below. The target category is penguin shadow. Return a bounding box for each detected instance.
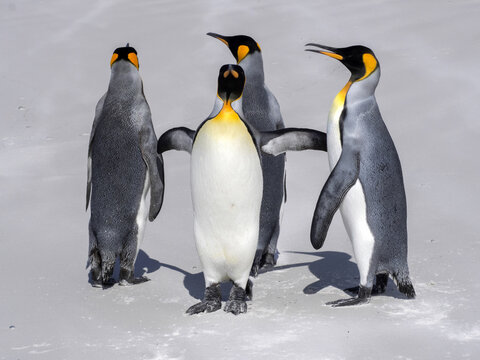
[282,251,360,294]
[135,251,210,300]
[272,250,405,299]
[153,262,205,300]
[134,250,162,277]
[155,262,239,301]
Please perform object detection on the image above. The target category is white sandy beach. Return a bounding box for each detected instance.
[1,0,479,359]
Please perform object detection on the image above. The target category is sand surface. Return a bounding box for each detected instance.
[1,0,479,359]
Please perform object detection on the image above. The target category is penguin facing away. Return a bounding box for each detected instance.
[299,43,416,306]
[86,44,164,288]
[207,33,287,276]
[157,64,325,314]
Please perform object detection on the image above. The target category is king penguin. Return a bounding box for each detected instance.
[207,33,286,276]
[158,65,262,315]
[86,44,164,288]
[303,43,416,306]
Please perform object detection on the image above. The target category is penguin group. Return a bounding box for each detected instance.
[86,34,415,315]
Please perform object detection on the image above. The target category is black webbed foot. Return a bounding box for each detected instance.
[186,300,222,314]
[118,276,150,286]
[398,280,416,298]
[260,252,276,269]
[101,277,115,289]
[224,284,247,315]
[250,250,263,277]
[119,268,150,286]
[345,274,388,295]
[327,296,370,307]
[186,284,222,315]
[327,286,371,307]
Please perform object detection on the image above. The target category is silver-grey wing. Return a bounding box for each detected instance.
[86,93,106,210]
[260,128,327,156]
[157,127,196,154]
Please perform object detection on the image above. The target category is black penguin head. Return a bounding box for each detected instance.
[207,32,261,63]
[110,43,139,70]
[217,64,245,104]
[305,43,379,81]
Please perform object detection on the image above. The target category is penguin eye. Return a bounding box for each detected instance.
[128,52,139,69]
[237,45,250,63]
[359,53,377,80]
[110,53,119,67]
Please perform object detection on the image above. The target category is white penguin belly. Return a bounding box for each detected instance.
[135,171,150,258]
[191,117,263,287]
[327,106,375,287]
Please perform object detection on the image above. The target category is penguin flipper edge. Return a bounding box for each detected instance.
[157,127,195,154]
[260,128,327,156]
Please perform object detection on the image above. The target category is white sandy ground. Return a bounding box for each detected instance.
[1,0,480,358]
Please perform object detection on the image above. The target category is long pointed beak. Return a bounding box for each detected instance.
[207,32,229,46]
[305,43,343,60]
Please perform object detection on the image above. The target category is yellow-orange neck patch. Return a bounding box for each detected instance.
[332,81,352,114]
[212,102,241,124]
[237,45,250,63]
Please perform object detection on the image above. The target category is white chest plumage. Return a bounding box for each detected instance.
[327,83,375,286]
[190,105,263,287]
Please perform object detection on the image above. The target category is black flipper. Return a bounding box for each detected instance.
[157,127,196,154]
[260,128,327,156]
[310,149,360,249]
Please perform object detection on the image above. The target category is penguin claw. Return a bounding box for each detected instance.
[326,296,370,307]
[224,300,247,315]
[186,300,221,315]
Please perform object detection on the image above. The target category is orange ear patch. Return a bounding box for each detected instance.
[128,52,139,69]
[237,45,250,63]
[359,53,377,80]
[110,53,119,67]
